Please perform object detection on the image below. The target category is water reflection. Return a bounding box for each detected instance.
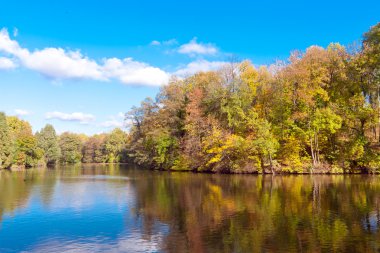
[0,166,380,252]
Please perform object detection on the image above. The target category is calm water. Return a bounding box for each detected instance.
[0,165,380,252]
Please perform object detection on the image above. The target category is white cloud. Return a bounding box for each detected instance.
[174,59,227,77]
[45,111,96,123]
[0,28,169,86]
[103,58,169,86]
[25,48,104,80]
[100,112,126,128]
[0,29,22,55]
[13,27,18,37]
[150,39,178,46]
[14,109,30,116]
[0,57,16,69]
[150,40,161,46]
[163,39,178,46]
[0,28,228,86]
[101,119,124,128]
[178,37,218,56]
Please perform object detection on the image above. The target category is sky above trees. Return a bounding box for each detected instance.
[0,0,379,134]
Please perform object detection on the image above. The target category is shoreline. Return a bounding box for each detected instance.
[3,162,380,175]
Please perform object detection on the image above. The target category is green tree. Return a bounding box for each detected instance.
[251,118,279,173]
[104,128,128,163]
[7,116,42,167]
[125,22,380,174]
[0,112,13,169]
[36,124,61,165]
[59,132,82,164]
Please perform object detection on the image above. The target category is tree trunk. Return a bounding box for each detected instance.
[315,133,320,164]
[310,136,316,167]
[269,153,274,175]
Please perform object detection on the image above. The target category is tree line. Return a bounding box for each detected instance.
[1,23,379,173]
[0,113,128,169]
[127,23,380,173]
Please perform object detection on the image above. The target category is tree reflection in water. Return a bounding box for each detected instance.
[132,173,380,253]
[0,166,380,252]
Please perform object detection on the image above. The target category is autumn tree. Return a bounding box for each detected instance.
[82,134,107,163]
[0,112,13,169]
[7,116,42,167]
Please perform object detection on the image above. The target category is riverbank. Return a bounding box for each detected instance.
[5,162,130,171]
[126,161,380,175]
[4,161,380,175]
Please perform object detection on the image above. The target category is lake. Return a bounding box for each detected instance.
[0,164,379,252]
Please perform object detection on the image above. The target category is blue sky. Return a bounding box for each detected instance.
[0,0,379,135]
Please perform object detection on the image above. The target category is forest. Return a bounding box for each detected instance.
[0,114,128,169]
[126,22,380,174]
[0,22,379,173]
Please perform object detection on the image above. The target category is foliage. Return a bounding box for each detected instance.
[59,132,83,164]
[1,22,380,173]
[7,116,42,168]
[82,134,107,163]
[0,113,130,168]
[36,124,61,165]
[126,23,380,173]
[0,113,13,169]
[103,128,128,163]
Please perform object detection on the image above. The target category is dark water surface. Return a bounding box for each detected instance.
[0,165,380,252]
